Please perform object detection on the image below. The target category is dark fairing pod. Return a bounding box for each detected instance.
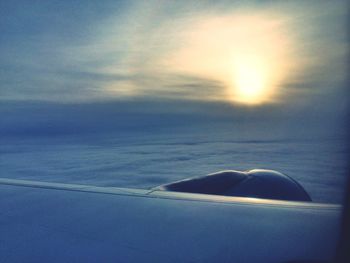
[156,169,312,202]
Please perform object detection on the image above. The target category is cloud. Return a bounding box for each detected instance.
[0,0,348,106]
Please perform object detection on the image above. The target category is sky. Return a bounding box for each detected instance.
[0,0,349,138]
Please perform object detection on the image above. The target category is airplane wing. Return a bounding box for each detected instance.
[0,178,341,263]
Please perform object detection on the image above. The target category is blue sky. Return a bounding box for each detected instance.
[0,0,348,138]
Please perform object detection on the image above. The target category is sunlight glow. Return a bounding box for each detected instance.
[162,13,294,105]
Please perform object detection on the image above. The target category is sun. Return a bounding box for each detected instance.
[231,55,271,105]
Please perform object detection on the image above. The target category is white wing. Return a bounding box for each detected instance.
[0,178,341,263]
